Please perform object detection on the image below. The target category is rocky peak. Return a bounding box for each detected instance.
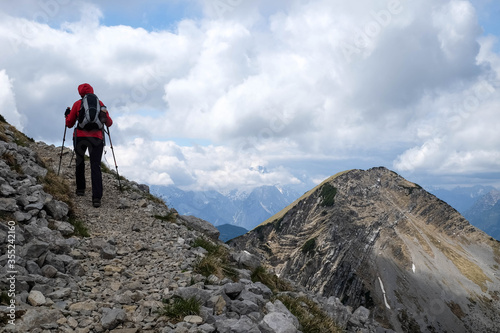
[230,167,500,332]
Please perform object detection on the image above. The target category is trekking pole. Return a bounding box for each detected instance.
[104,125,122,191]
[68,128,76,167]
[57,126,67,176]
[69,150,75,167]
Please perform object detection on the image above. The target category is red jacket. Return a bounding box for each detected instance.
[66,83,113,140]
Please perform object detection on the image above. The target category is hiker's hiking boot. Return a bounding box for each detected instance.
[92,198,101,208]
[76,189,85,196]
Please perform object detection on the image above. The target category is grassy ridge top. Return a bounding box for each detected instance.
[256,170,352,229]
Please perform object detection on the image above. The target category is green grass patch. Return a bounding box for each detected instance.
[277,294,342,333]
[320,183,337,207]
[251,266,292,293]
[192,237,239,281]
[273,216,285,232]
[0,115,33,146]
[101,162,126,181]
[400,185,422,195]
[101,161,112,174]
[253,223,270,242]
[302,238,316,255]
[101,161,127,192]
[0,131,8,143]
[145,192,166,205]
[195,255,239,280]
[154,211,177,223]
[0,212,15,222]
[68,216,89,237]
[0,290,10,325]
[1,152,22,174]
[40,168,73,210]
[160,296,201,323]
[0,291,11,305]
[192,237,221,254]
[13,134,34,147]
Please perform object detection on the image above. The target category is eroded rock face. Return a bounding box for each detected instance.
[231,167,500,332]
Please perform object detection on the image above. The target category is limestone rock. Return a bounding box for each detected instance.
[21,162,47,178]
[54,220,75,236]
[184,315,203,324]
[349,306,370,326]
[41,264,58,278]
[118,198,131,209]
[230,299,260,315]
[178,215,220,240]
[224,282,245,300]
[101,308,127,330]
[100,243,117,259]
[22,240,50,260]
[174,287,212,304]
[0,198,17,212]
[48,288,72,299]
[25,260,42,275]
[27,290,46,306]
[13,308,63,332]
[69,300,98,313]
[231,250,261,270]
[215,316,261,333]
[44,199,69,220]
[1,183,16,196]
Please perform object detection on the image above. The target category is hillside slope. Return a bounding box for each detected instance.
[230,167,500,332]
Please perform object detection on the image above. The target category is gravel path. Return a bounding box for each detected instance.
[24,142,204,332]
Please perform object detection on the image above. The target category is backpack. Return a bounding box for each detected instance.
[78,93,105,130]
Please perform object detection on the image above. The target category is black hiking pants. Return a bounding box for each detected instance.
[75,136,104,200]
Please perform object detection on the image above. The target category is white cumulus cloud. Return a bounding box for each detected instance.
[0,0,499,190]
[0,70,23,130]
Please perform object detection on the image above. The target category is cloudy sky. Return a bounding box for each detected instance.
[1,0,499,193]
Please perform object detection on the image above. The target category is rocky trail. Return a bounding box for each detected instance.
[26,142,203,332]
[0,122,383,333]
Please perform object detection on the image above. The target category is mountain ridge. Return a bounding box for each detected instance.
[259,169,352,228]
[230,167,500,332]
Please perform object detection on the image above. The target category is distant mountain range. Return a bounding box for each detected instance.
[150,185,300,230]
[427,185,496,214]
[428,185,500,240]
[151,183,500,241]
[464,189,500,240]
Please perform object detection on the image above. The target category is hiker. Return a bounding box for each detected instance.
[65,83,113,208]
